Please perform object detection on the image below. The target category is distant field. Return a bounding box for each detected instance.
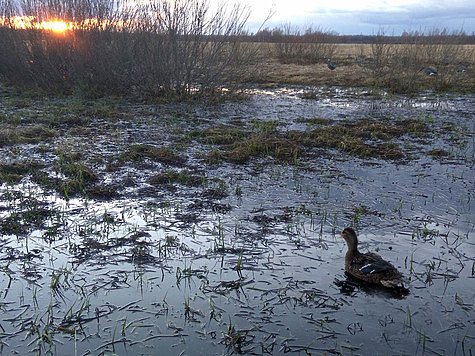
[332,43,475,59]
[247,43,475,92]
[251,43,475,63]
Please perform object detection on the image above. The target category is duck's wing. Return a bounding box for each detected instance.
[353,252,397,275]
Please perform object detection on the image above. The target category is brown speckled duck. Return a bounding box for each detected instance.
[340,227,405,289]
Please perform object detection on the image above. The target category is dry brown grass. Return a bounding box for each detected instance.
[0,124,59,146]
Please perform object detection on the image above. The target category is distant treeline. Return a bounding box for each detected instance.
[247,27,475,45]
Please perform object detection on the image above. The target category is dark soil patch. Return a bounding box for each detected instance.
[202,187,229,199]
[85,184,119,199]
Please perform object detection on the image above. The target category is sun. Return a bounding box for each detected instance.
[41,20,70,33]
[0,17,75,32]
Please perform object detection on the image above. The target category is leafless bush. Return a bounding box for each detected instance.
[0,0,254,99]
[274,24,336,64]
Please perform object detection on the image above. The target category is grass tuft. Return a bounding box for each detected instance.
[0,125,59,146]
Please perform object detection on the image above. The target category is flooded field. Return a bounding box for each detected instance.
[0,86,473,355]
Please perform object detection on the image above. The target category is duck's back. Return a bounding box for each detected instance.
[346,251,403,287]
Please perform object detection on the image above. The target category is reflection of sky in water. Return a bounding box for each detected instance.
[202,87,474,136]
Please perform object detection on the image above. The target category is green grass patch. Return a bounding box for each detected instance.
[149,170,206,187]
[218,134,300,164]
[197,126,248,145]
[122,144,185,166]
[199,118,429,163]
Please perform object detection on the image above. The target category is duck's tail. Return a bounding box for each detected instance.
[381,278,409,294]
[381,279,402,288]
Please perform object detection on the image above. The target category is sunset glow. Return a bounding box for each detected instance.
[1,16,73,32]
[41,20,70,32]
[0,16,122,32]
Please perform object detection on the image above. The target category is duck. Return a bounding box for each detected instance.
[340,227,405,289]
[327,59,336,71]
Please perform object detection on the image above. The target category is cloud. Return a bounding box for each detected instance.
[308,1,475,33]
[245,0,474,34]
[356,5,475,24]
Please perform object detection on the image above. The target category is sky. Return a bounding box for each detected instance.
[241,0,475,35]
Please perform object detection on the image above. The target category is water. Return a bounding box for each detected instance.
[0,86,473,355]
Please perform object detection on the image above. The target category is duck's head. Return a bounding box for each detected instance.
[340,227,358,251]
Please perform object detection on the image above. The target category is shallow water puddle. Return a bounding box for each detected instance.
[0,87,473,355]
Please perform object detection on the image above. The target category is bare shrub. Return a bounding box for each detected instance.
[0,0,254,99]
[274,24,336,64]
[370,30,395,78]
